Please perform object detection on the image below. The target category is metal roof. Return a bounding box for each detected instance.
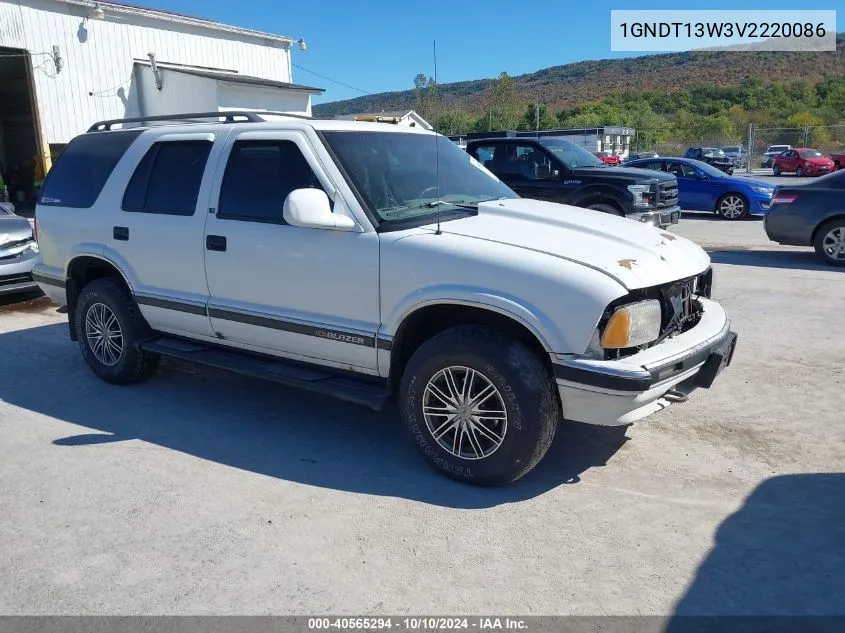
[55,0,296,44]
[135,62,324,93]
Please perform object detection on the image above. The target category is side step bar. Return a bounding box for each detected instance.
[139,337,389,410]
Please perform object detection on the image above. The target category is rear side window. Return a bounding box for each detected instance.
[39,130,142,208]
[218,140,323,223]
[122,141,212,216]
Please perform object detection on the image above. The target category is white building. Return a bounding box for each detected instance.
[0,0,321,206]
[335,110,433,130]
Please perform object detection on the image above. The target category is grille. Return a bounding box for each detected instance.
[656,181,679,208]
[0,272,34,287]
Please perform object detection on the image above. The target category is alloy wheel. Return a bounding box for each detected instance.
[719,196,746,219]
[422,366,508,460]
[85,302,124,366]
[821,226,845,263]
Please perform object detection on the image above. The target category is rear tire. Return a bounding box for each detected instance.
[813,219,845,267]
[587,203,623,216]
[399,326,559,486]
[75,277,160,384]
[772,164,781,176]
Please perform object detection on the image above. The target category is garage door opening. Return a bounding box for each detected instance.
[0,47,42,211]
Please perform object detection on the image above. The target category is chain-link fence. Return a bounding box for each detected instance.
[654,138,743,158]
[749,125,845,170]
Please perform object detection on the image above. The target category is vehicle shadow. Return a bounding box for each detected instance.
[0,323,630,508]
[0,289,46,309]
[706,248,842,273]
[679,212,764,222]
[665,474,845,628]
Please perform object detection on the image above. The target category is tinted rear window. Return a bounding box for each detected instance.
[38,130,142,208]
[122,141,212,216]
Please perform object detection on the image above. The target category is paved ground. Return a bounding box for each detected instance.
[1,218,843,616]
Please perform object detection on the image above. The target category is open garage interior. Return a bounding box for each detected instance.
[0,47,41,211]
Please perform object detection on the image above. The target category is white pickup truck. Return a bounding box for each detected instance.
[33,111,737,485]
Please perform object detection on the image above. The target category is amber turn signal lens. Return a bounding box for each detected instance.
[601,309,631,349]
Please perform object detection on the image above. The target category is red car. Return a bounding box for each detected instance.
[772,148,835,177]
[831,152,845,171]
[593,151,622,166]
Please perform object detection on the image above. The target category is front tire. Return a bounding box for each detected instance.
[813,219,845,267]
[75,277,160,384]
[399,326,559,486]
[717,193,748,220]
[796,166,805,177]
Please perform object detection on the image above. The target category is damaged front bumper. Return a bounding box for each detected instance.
[629,205,682,228]
[552,297,737,426]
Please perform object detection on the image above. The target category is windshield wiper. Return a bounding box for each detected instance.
[380,200,476,218]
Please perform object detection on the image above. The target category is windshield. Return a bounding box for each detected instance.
[799,150,824,158]
[321,131,516,224]
[539,138,605,168]
[769,146,789,153]
[703,148,725,157]
[723,146,740,153]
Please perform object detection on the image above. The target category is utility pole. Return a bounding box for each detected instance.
[746,123,754,175]
[803,125,809,147]
[535,103,540,137]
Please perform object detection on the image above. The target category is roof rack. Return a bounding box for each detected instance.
[87,110,312,132]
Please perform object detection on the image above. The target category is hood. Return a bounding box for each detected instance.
[0,213,34,247]
[440,198,710,290]
[572,165,675,183]
[806,157,833,165]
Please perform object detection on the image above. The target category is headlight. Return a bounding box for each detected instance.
[751,186,774,196]
[600,300,662,349]
[627,184,655,208]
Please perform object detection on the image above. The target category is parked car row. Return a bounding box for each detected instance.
[30,112,737,486]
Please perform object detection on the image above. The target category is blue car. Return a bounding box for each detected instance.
[625,157,774,220]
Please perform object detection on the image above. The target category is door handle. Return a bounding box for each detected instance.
[206,235,227,252]
[113,226,129,241]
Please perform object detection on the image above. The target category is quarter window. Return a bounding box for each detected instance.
[39,130,142,208]
[122,141,212,215]
[217,140,324,223]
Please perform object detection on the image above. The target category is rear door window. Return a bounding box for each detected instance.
[122,141,212,216]
[38,130,142,208]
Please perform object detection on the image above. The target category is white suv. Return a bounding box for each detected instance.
[33,111,737,485]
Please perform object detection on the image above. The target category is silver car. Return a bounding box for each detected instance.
[0,203,41,296]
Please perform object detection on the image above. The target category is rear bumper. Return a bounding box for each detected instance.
[31,263,67,305]
[553,298,736,426]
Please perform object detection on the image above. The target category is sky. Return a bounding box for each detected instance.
[138,0,844,105]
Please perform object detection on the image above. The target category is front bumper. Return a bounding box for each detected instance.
[629,205,682,228]
[749,195,773,216]
[804,164,833,175]
[553,298,736,426]
[0,243,40,296]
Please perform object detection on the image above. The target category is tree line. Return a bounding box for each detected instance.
[417,72,845,148]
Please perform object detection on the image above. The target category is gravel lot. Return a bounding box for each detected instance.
[1,215,843,616]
